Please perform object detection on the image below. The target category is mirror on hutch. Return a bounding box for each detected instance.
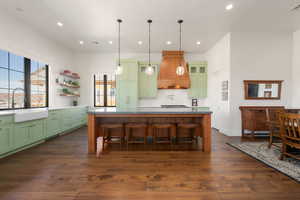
[244,80,283,100]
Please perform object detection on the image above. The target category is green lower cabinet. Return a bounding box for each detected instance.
[29,120,45,143]
[0,126,13,155]
[1,107,87,157]
[47,117,62,137]
[13,122,31,148]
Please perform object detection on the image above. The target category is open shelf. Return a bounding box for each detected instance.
[60,94,80,97]
[60,72,80,79]
[59,83,80,89]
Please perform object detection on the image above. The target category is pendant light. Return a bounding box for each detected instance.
[176,19,185,76]
[115,19,123,75]
[145,19,154,76]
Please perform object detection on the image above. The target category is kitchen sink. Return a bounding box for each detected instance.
[14,109,48,123]
[161,105,189,108]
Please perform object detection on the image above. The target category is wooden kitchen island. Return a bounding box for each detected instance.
[87,107,212,153]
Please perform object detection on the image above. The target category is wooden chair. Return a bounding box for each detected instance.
[125,123,148,148]
[99,124,124,153]
[152,124,175,145]
[176,123,199,144]
[280,113,300,161]
[266,108,285,148]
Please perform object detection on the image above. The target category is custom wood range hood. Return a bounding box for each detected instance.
[158,51,190,89]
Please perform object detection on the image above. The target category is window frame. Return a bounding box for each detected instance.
[0,51,49,110]
[94,74,116,107]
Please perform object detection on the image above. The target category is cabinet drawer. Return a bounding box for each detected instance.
[0,115,14,126]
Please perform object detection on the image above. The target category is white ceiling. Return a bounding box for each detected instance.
[0,0,300,53]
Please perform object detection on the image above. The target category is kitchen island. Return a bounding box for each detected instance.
[87,107,212,153]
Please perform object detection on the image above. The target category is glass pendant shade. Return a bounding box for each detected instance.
[145,65,154,76]
[176,65,185,76]
[115,64,123,75]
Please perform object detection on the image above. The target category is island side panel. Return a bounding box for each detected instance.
[202,114,212,153]
[88,114,97,154]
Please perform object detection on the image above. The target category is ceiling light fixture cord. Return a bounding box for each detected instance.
[117,19,122,66]
[148,19,152,66]
[178,19,183,52]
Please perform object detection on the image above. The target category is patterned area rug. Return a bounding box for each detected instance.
[227,142,300,182]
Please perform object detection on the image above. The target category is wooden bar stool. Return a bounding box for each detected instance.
[125,123,148,148]
[176,123,199,144]
[152,124,174,145]
[99,124,124,152]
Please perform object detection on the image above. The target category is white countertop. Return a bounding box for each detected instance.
[0,105,88,116]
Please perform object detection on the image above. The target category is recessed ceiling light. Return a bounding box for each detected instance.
[196,41,201,45]
[166,41,172,45]
[226,4,234,10]
[108,41,113,44]
[138,41,143,45]
[57,22,63,27]
[79,41,84,45]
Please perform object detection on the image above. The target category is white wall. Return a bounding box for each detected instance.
[291,30,300,107]
[73,52,205,107]
[204,33,231,134]
[229,32,293,136]
[0,11,75,107]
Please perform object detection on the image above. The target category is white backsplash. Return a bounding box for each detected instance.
[138,89,192,107]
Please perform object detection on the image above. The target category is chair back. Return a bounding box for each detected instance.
[266,108,285,124]
[280,113,300,142]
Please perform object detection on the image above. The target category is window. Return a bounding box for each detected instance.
[94,74,116,107]
[30,60,48,107]
[0,49,48,110]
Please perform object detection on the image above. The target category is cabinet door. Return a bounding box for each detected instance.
[117,60,138,81]
[138,64,158,98]
[14,123,30,148]
[0,126,13,155]
[116,60,139,108]
[188,62,208,98]
[188,64,200,98]
[198,65,207,98]
[30,121,45,142]
[116,80,138,108]
[47,118,59,137]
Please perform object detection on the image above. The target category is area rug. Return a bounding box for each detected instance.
[227,142,300,182]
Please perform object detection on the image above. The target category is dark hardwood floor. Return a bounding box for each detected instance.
[0,127,299,200]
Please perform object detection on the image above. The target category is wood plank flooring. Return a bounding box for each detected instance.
[0,127,299,200]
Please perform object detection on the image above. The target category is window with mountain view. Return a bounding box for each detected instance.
[0,49,48,110]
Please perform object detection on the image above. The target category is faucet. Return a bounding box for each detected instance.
[12,88,26,109]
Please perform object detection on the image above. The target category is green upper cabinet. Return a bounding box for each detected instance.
[116,59,138,81]
[188,61,208,98]
[116,59,139,108]
[138,62,158,98]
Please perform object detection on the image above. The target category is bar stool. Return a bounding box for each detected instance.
[152,124,174,145]
[99,124,124,152]
[125,123,148,148]
[176,123,199,144]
